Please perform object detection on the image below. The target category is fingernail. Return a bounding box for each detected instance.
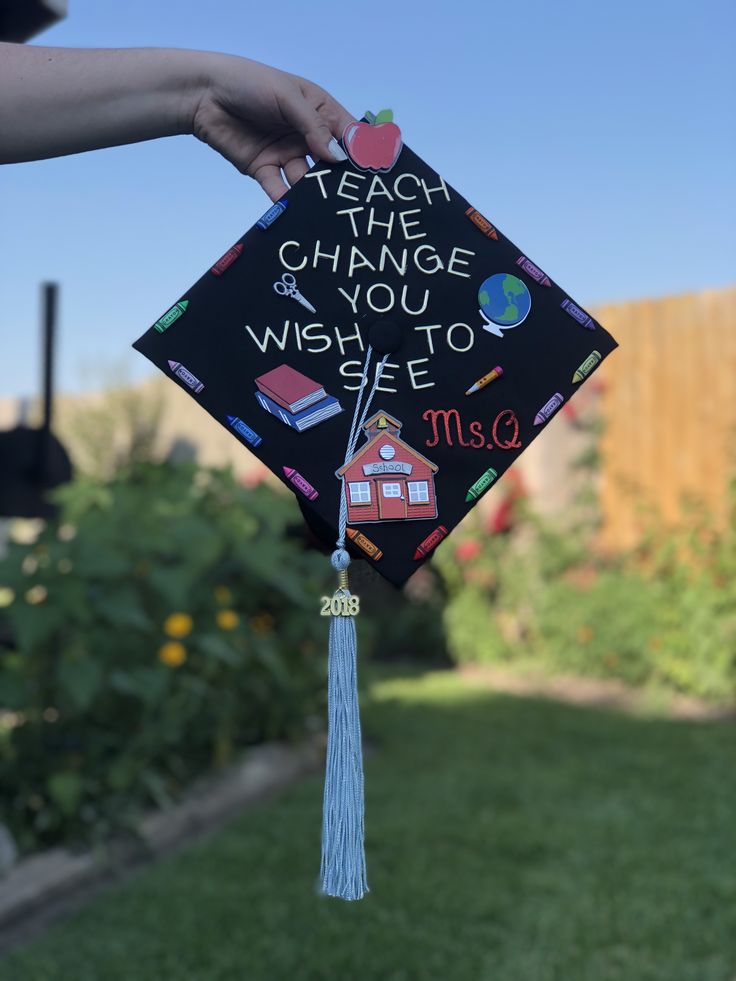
[328,138,347,162]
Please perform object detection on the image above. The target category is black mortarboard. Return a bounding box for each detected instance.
[133,109,618,899]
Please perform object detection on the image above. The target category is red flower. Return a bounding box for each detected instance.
[455,539,482,562]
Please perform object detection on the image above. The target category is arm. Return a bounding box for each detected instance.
[0,43,352,200]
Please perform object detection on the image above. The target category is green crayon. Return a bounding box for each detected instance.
[572,350,602,383]
[465,467,498,502]
[154,300,189,333]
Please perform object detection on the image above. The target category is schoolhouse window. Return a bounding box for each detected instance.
[349,481,371,504]
[407,481,429,504]
[382,483,402,498]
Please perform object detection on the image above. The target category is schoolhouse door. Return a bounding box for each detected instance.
[378,479,407,519]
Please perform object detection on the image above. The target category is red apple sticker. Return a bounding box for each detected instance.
[342,109,403,173]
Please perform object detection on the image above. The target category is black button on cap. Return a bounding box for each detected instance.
[367,318,403,355]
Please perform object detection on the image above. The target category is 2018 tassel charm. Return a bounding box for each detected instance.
[319,548,368,901]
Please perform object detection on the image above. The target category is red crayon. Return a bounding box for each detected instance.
[282,466,319,501]
[413,525,448,560]
[210,242,244,276]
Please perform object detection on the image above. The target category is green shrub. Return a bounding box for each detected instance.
[0,463,328,855]
[434,491,736,702]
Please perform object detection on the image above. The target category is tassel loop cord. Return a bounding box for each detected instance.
[319,350,387,902]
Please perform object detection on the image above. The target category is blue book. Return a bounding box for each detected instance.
[255,390,343,432]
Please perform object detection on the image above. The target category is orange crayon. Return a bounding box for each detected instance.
[346,528,383,561]
[465,207,499,240]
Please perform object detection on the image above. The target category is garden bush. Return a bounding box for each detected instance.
[435,489,736,702]
[0,463,329,855]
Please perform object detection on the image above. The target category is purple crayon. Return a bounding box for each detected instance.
[516,255,552,287]
[534,392,565,426]
[561,298,596,330]
[167,360,204,394]
[282,466,319,501]
[226,414,262,448]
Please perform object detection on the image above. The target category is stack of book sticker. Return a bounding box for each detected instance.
[254,364,343,433]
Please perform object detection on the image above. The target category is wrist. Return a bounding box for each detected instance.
[167,48,215,137]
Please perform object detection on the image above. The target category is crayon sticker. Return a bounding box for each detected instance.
[561,298,596,330]
[283,466,319,501]
[346,527,383,561]
[516,255,552,287]
[533,392,565,426]
[465,207,499,241]
[256,199,288,230]
[226,415,262,448]
[168,360,203,394]
[211,243,243,276]
[154,300,188,333]
[413,525,448,560]
[572,351,602,384]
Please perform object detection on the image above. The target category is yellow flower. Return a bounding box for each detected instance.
[158,641,187,667]
[216,609,239,631]
[250,612,275,635]
[163,612,193,638]
[214,585,233,605]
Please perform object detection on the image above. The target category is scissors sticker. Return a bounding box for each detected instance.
[273,273,317,314]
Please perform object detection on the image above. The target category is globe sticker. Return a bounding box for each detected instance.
[478,273,532,337]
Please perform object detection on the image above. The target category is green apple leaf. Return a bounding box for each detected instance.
[363,111,377,124]
[375,109,394,124]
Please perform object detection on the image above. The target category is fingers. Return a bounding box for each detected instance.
[280,83,352,165]
[283,157,309,187]
[252,163,289,202]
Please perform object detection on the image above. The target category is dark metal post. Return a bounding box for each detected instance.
[37,281,57,483]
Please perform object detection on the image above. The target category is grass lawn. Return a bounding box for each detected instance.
[2,667,735,981]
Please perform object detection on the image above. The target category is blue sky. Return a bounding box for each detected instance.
[2,0,734,398]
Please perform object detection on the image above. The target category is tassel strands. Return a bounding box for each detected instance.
[319,548,368,901]
[319,344,388,901]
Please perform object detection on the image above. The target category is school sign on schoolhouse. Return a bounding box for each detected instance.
[336,411,438,523]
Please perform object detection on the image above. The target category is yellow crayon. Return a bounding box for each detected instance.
[465,365,504,396]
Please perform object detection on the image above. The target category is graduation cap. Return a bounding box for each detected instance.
[133,109,618,900]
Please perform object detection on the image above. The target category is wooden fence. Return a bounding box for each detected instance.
[592,286,736,550]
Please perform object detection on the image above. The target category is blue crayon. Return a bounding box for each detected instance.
[561,298,596,330]
[256,199,288,230]
[226,414,263,448]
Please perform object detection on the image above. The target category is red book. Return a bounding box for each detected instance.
[255,364,326,414]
